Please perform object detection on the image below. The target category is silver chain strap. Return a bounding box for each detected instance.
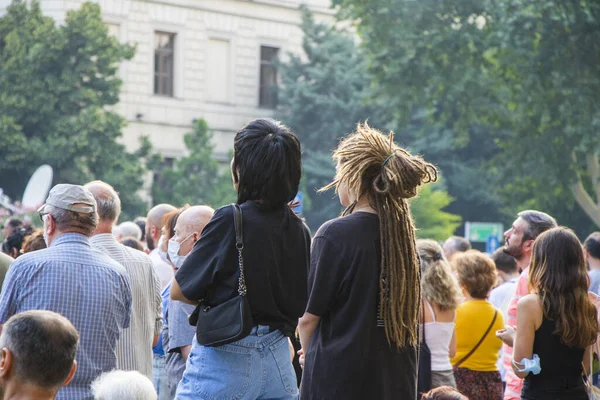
[237,243,247,296]
[233,204,247,297]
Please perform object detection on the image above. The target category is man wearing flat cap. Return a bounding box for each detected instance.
[0,184,133,400]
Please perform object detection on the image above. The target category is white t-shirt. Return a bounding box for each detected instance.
[149,248,175,290]
[490,278,518,381]
[490,278,517,317]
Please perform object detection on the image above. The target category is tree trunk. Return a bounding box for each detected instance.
[569,151,600,228]
[587,152,600,207]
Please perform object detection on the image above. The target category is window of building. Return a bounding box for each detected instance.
[107,23,120,39]
[154,32,175,97]
[153,156,175,192]
[207,39,231,103]
[259,46,279,109]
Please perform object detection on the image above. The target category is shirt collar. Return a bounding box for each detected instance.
[50,233,91,247]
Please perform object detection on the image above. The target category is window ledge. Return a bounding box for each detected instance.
[151,95,185,102]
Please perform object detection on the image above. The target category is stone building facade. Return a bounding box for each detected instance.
[0,0,332,161]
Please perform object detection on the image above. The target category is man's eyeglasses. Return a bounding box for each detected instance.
[39,212,49,222]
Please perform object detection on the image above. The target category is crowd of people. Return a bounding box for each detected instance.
[0,118,599,400]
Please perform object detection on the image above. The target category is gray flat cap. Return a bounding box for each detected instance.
[37,184,97,214]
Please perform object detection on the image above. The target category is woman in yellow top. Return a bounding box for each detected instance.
[451,251,505,400]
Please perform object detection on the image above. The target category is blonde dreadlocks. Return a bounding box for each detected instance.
[322,123,437,348]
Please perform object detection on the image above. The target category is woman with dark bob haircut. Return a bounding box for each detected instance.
[170,118,311,399]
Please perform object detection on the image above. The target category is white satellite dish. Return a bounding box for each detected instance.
[21,165,53,210]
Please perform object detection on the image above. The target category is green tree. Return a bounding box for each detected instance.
[332,0,509,227]
[333,0,600,231]
[0,0,147,219]
[406,116,505,228]
[489,0,600,230]
[410,179,462,241]
[277,10,462,236]
[151,119,236,209]
[276,9,382,229]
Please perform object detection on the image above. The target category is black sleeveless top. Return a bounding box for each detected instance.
[523,317,585,393]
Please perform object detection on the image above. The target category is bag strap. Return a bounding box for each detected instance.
[455,310,498,368]
[421,299,426,344]
[582,341,599,390]
[231,204,247,297]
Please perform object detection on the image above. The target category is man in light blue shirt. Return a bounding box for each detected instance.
[162,205,214,398]
[0,184,132,400]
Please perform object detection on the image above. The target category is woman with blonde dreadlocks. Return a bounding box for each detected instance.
[298,124,437,400]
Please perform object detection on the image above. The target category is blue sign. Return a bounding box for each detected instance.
[486,235,499,254]
[292,192,303,216]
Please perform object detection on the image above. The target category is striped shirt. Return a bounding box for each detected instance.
[503,267,530,400]
[90,233,162,379]
[0,233,132,400]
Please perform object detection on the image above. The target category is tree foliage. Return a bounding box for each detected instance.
[333,0,600,231]
[0,0,147,219]
[411,179,462,241]
[491,0,600,230]
[151,118,236,209]
[277,10,461,234]
[276,8,380,229]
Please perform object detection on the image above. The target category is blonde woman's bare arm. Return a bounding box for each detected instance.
[449,327,457,359]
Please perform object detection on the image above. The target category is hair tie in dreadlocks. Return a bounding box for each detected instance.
[382,151,397,167]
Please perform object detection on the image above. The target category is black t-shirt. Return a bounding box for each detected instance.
[300,212,417,400]
[175,201,311,336]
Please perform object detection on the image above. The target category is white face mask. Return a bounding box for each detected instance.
[168,233,194,269]
[157,235,168,263]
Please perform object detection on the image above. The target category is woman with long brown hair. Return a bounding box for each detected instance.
[298,123,437,399]
[512,227,598,399]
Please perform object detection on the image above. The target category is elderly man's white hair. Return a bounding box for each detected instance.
[115,221,143,241]
[91,370,157,400]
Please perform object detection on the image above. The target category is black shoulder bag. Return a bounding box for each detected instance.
[189,204,253,347]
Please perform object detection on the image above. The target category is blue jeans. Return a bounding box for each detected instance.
[175,326,298,400]
[154,353,172,400]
